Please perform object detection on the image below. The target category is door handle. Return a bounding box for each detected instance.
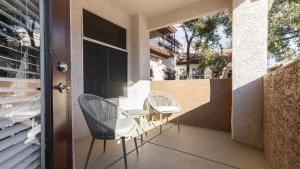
[54,82,70,93]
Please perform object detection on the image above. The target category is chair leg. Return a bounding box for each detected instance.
[166,117,168,126]
[103,139,106,153]
[141,134,143,144]
[134,137,139,154]
[121,137,128,169]
[160,125,162,134]
[160,113,163,134]
[177,115,180,131]
[84,138,95,169]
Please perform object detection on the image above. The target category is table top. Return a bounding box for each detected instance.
[126,109,150,116]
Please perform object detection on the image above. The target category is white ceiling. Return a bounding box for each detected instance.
[105,0,204,18]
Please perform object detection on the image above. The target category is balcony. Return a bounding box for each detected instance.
[68,0,297,169]
[0,0,298,169]
[74,79,267,169]
[150,38,180,54]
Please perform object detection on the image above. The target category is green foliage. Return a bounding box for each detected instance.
[180,19,199,46]
[196,50,210,76]
[196,50,231,78]
[269,0,300,61]
[193,12,231,52]
[208,54,231,78]
[180,11,232,78]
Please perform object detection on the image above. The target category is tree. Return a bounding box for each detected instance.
[196,49,231,79]
[180,19,198,78]
[195,49,210,76]
[194,12,231,52]
[180,12,231,78]
[269,0,300,61]
[208,54,231,78]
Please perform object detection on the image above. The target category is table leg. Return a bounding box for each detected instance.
[160,113,162,134]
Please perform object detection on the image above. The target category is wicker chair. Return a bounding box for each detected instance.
[147,91,181,133]
[78,94,139,169]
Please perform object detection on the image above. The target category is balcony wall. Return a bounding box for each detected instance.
[150,79,232,132]
[263,59,300,169]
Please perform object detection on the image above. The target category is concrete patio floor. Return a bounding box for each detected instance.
[74,124,269,169]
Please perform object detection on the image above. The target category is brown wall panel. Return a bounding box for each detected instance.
[150,79,232,132]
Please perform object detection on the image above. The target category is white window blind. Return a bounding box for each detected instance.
[0,0,41,168]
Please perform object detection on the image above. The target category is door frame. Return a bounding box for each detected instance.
[41,0,72,168]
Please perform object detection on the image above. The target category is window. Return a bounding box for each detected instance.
[83,10,127,98]
[83,10,126,50]
[150,68,154,78]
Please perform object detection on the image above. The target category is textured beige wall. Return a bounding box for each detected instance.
[263,59,300,169]
[231,0,268,148]
[151,80,232,132]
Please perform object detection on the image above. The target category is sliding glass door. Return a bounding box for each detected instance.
[0,0,43,168]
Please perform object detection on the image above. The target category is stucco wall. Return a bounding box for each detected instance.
[130,14,150,81]
[151,79,232,131]
[70,0,151,140]
[70,0,132,139]
[263,59,300,169]
[231,0,268,148]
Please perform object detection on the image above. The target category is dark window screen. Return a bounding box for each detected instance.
[109,48,128,97]
[83,40,127,98]
[83,41,109,98]
[83,9,126,50]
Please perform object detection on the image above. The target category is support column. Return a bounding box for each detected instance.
[119,15,150,111]
[231,0,268,148]
[130,14,150,82]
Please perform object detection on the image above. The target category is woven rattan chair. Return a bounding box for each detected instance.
[78,94,139,169]
[147,91,181,133]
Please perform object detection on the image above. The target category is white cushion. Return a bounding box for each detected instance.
[155,106,180,113]
[117,111,128,119]
[103,118,137,137]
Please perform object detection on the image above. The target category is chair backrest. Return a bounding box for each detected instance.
[147,91,181,109]
[78,94,118,139]
[143,98,152,111]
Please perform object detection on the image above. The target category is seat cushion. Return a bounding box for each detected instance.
[103,118,137,137]
[155,106,180,113]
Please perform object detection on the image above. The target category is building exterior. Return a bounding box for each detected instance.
[176,53,203,79]
[149,26,182,81]
[176,50,232,79]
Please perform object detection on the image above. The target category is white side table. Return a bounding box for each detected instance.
[126,109,150,143]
